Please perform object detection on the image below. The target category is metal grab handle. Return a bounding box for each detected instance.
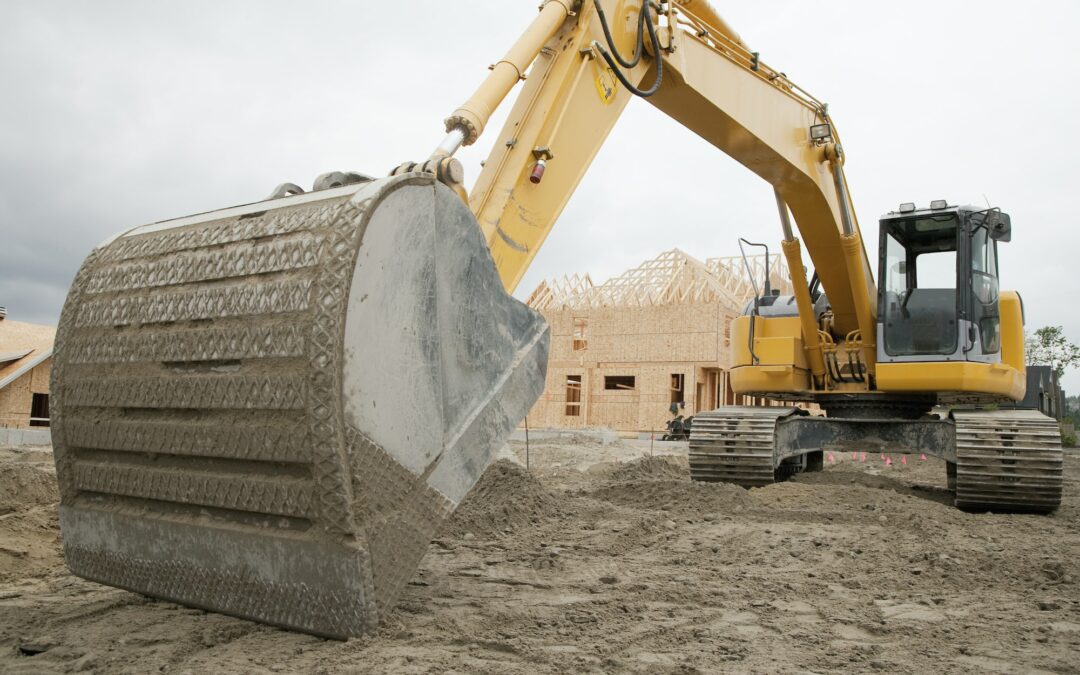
[738,238,771,365]
[738,238,771,299]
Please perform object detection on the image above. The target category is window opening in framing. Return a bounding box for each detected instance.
[565,375,582,416]
[30,393,49,427]
[670,373,685,405]
[572,318,588,351]
[604,375,636,391]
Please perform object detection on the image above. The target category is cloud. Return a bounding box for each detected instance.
[3,0,1078,389]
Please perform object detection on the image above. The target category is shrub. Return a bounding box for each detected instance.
[1061,424,1077,448]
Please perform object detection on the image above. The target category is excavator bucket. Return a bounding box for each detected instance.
[49,173,549,638]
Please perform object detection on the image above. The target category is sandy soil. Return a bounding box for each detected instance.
[1,436,1079,674]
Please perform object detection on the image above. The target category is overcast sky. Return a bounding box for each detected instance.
[3,1,1079,389]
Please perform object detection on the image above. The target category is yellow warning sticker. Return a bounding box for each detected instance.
[592,61,617,104]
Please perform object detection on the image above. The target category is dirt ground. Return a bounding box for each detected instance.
[1,436,1079,674]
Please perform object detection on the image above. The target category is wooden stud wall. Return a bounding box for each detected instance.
[525,249,792,434]
[529,302,744,433]
[0,361,51,429]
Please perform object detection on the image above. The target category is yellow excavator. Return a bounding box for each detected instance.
[50,0,1060,639]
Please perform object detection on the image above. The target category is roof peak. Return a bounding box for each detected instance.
[528,249,792,311]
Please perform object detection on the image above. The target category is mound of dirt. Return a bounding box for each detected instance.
[443,460,562,538]
[589,476,752,515]
[0,460,61,581]
[516,431,621,449]
[0,462,58,515]
[1,442,1078,673]
[605,455,688,483]
[0,506,61,581]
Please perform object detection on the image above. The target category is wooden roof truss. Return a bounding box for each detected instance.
[529,248,793,311]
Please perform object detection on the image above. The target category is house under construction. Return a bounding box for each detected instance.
[0,308,55,430]
[524,249,793,434]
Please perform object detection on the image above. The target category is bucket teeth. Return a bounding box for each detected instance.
[51,174,549,638]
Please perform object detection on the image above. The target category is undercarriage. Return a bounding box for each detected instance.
[689,405,1062,513]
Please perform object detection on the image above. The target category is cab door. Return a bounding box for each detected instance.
[878,212,961,361]
[963,213,1003,361]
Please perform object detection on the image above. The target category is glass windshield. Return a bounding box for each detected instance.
[890,214,959,248]
[883,232,906,294]
[971,225,999,304]
[880,214,959,357]
[916,250,957,288]
[970,224,1001,353]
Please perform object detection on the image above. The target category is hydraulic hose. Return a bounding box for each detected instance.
[593,0,664,98]
[594,0,651,68]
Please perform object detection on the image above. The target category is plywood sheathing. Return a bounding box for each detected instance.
[0,319,55,429]
[525,249,794,433]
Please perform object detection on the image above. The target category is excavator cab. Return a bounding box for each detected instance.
[876,203,1016,371]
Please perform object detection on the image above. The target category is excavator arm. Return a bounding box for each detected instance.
[436,0,878,387]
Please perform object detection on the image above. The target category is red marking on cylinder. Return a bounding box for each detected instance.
[901,455,908,466]
[529,160,547,184]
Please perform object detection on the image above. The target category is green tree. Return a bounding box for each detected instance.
[1065,395,1080,426]
[1025,326,1080,377]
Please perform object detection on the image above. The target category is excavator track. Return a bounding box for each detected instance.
[688,407,796,486]
[951,409,1063,513]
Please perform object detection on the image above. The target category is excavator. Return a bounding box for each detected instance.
[49,0,1061,639]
